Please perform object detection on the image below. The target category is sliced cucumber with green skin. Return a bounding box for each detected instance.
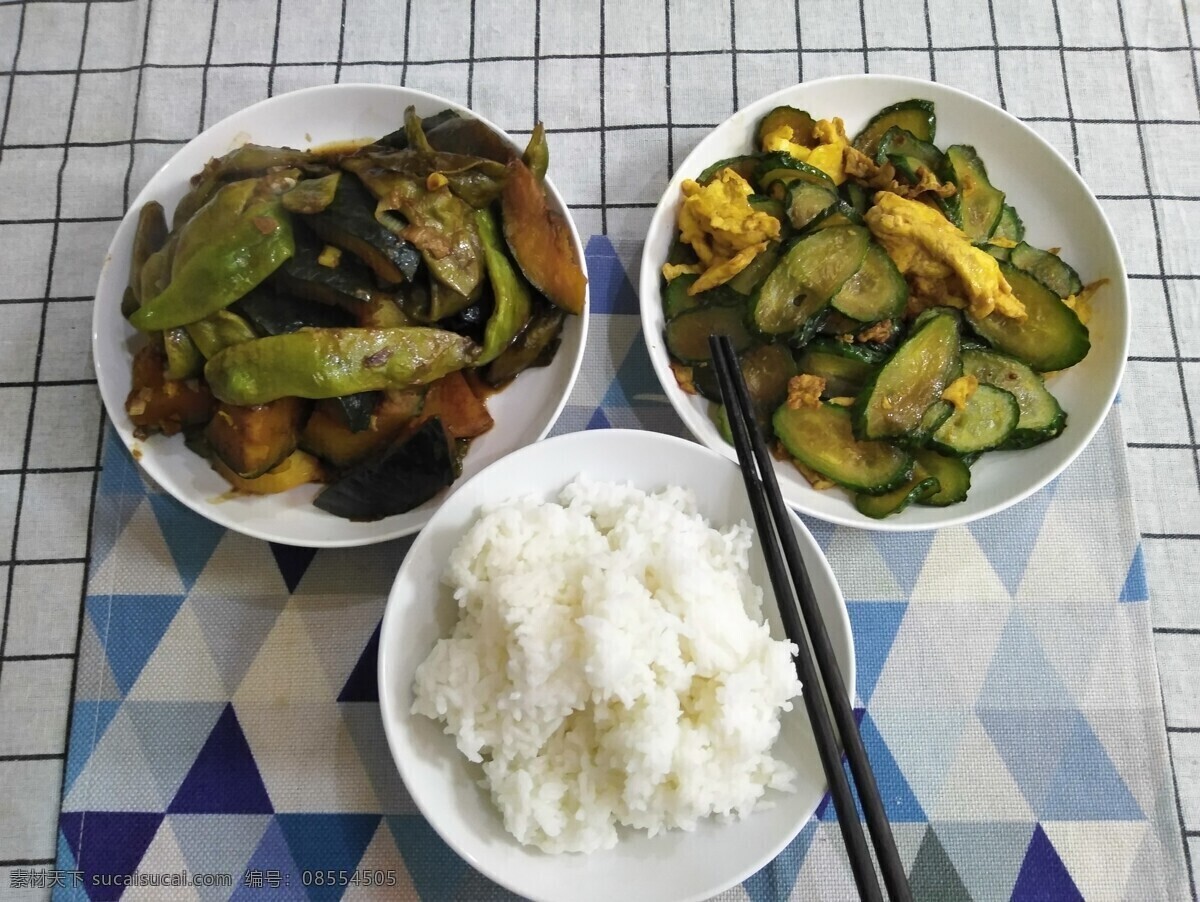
[713,404,734,443]
[992,204,1025,243]
[748,195,788,232]
[664,277,740,320]
[664,274,701,319]
[854,311,961,440]
[967,262,1090,371]
[928,384,1020,455]
[727,243,781,295]
[697,154,761,185]
[876,126,943,182]
[907,399,954,447]
[938,145,1005,241]
[1009,242,1083,299]
[757,106,818,149]
[665,304,754,365]
[820,311,863,336]
[984,243,1013,262]
[962,347,1066,448]
[914,449,971,506]
[667,235,699,266]
[753,226,870,337]
[830,243,908,323]
[796,338,885,397]
[852,99,936,158]
[855,473,940,519]
[741,343,799,415]
[786,181,840,230]
[774,402,914,495]
[805,202,865,233]
[840,181,868,216]
[754,152,835,193]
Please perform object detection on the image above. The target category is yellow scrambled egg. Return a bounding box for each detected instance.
[864,192,1026,321]
[941,375,979,411]
[786,374,826,409]
[1062,278,1108,327]
[761,117,850,185]
[668,168,780,295]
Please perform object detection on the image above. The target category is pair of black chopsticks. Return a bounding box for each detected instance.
[709,335,911,902]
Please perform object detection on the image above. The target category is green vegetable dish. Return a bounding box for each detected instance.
[124,107,587,521]
[662,99,1103,518]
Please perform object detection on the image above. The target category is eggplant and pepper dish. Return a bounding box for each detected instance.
[662,99,1104,518]
[123,107,586,521]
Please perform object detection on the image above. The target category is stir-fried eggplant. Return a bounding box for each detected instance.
[123,108,588,519]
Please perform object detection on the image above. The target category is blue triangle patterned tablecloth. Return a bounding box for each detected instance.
[56,238,1189,901]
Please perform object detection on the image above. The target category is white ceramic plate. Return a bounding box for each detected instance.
[640,75,1129,531]
[93,84,589,547]
[377,429,854,902]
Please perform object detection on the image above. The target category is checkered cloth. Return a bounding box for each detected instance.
[0,0,1196,898]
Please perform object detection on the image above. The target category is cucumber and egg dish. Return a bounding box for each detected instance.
[662,99,1104,518]
[121,107,586,521]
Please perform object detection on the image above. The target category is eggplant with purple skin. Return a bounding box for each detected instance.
[301,173,421,284]
[314,417,454,520]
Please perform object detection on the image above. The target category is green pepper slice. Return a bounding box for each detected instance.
[474,206,533,364]
[204,326,478,405]
[130,179,295,332]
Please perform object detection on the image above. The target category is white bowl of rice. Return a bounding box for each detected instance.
[377,429,854,902]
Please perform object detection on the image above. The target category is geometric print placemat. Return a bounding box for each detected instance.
[55,239,1190,900]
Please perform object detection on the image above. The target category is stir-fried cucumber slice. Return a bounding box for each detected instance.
[726,242,781,295]
[840,181,868,216]
[754,152,835,195]
[785,181,841,230]
[852,99,936,158]
[928,384,1020,455]
[914,449,971,506]
[830,243,908,323]
[855,472,940,518]
[665,304,755,365]
[805,203,865,232]
[967,262,1090,371]
[796,338,885,397]
[753,226,870,337]
[962,347,1066,448]
[992,204,1025,243]
[938,145,1005,241]
[774,402,914,495]
[664,274,739,319]
[757,106,818,149]
[697,154,760,185]
[876,126,944,182]
[1008,242,1083,299]
[740,343,800,415]
[854,310,961,440]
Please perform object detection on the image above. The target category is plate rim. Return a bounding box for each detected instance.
[637,73,1130,532]
[92,82,590,548]
[376,427,855,902]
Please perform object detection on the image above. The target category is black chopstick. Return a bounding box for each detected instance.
[710,335,912,902]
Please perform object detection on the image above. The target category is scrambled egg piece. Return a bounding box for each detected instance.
[669,361,697,395]
[857,319,894,343]
[786,374,826,410]
[661,261,703,281]
[1062,278,1109,327]
[761,118,850,185]
[677,168,780,294]
[941,375,979,411]
[425,171,449,191]
[865,192,1026,321]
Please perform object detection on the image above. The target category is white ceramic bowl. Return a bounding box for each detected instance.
[377,429,854,902]
[93,84,588,547]
[640,75,1129,531]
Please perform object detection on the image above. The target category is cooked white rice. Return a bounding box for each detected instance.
[410,476,802,854]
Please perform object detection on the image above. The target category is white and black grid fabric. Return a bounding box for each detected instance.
[1,0,1200,898]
